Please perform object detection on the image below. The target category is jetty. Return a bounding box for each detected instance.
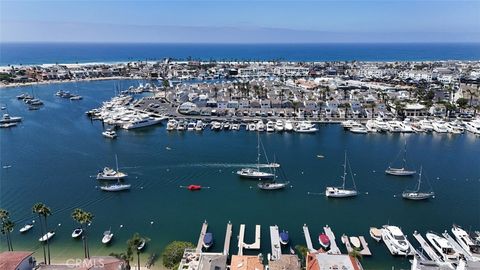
[323,225,341,255]
[413,231,441,261]
[269,225,282,261]
[196,220,208,253]
[223,221,232,255]
[302,224,316,252]
[237,224,261,255]
[340,235,372,256]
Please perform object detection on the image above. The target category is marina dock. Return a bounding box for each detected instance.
[340,235,372,256]
[223,221,232,255]
[237,224,261,255]
[303,224,316,252]
[269,225,282,261]
[413,231,441,261]
[323,225,341,255]
[196,220,208,253]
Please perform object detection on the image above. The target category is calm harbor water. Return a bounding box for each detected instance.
[1,80,479,269]
[1,43,480,65]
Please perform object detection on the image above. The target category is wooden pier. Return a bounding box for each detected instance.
[323,225,341,255]
[223,221,232,255]
[412,231,441,261]
[196,220,208,253]
[303,224,316,252]
[340,235,372,256]
[237,224,261,255]
[269,225,282,261]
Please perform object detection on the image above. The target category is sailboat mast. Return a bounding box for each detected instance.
[403,141,407,169]
[257,133,260,170]
[342,152,347,189]
[115,154,120,183]
[416,166,423,192]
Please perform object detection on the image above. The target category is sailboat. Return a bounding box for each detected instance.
[236,133,275,179]
[99,154,131,192]
[385,142,416,176]
[325,152,358,198]
[402,167,434,200]
[258,162,290,190]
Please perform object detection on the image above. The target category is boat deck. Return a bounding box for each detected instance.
[196,221,208,253]
[223,222,232,255]
[413,232,441,262]
[340,235,372,256]
[323,225,341,255]
[270,225,282,261]
[442,232,473,261]
[303,224,316,252]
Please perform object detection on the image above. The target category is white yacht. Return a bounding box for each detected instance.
[248,122,256,131]
[0,114,22,124]
[325,152,358,198]
[350,125,368,134]
[387,121,403,133]
[399,121,414,133]
[274,120,284,132]
[187,121,196,131]
[122,116,164,130]
[100,183,131,192]
[97,155,128,180]
[418,119,434,132]
[236,134,275,179]
[365,120,378,132]
[39,231,55,242]
[432,120,449,133]
[72,228,83,238]
[256,120,266,132]
[284,120,294,131]
[231,123,240,131]
[102,230,114,244]
[19,223,34,233]
[258,181,290,190]
[266,121,275,132]
[211,121,222,131]
[464,119,480,135]
[341,120,357,129]
[381,225,414,256]
[385,142,416,176]
[426,231,460,263]
[451,225,480,260]
[176,121,187,131]
[295,121,318,133]
[374,118,390,132]
[446,122,464,134]
[166,119,178,131]
[102,129,117,139]
[195,120,204,131]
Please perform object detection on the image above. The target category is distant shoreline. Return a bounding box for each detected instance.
[0,76,134,89]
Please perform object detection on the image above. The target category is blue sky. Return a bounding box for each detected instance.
[1,0,479,43]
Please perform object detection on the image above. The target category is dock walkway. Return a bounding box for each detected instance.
[413,232,441,262]
[324,225,341,255]
[303,224,316,252]
[223,222,232,255]
[196,221,208,253]
[238,224,261,256]
[340,235,372,256]
[270,226,282,261]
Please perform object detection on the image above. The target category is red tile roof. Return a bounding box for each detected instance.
[0,251,34,270]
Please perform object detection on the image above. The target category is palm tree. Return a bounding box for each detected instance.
[1,218,15,251]
[72,208,94,259]
[39,204,52,264]
[127,233,150,270]
[32,203,47,264]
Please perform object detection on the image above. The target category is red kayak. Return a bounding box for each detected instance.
[318,233,330,249]
[187,185,202,191]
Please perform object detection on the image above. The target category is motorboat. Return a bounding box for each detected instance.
[365,120,378,133]
[17,93,33,100]
[195,120,204,131]
[258,181,289,190]
[399,121,414,133]
[350,126,368,134]
[319,233,330,249]
[350,236,361,249]
[381,225,413,256]
[0,123,17,128]
[187,185,202,191]
[402,167,434,200]
[284,120,294,131]
[100,183,131,192]
[374,118,390,132]
[102,129,117,139]
[369,227,382,242]
[166,119,178,131]
[72,228,83,238]
[274,120,284,132]
[432,120,449,133]
[426,231,460,263]
[231,123,240,131]
[325,152,358,198]
[211,121,222,131]
[39,231,55,242]
[446,122,464,134]
[256,120,265,132]
[0,114,22,124]
[237,168,274,179]
[266,121,275,132]
[418,119,434,132]
[176,120,187,131]
[187,121,196,131]
[223,122,231,130]
[465,119,480,135]
[19,223,34,233]
[203,232,213,249]
[279,230,289,245]
[387,121,403,133]
[385,142,416,176]
[451,224,480,260]
[138,238,146,250]
[70,95,83,101]
[123,116,164,130]
[102,230,113,244]
[341,120,357,129]
[97,167,127,180]
[247,122,256,131]
[295,121,318,133]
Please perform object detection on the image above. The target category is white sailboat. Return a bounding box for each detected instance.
[402,167,434,200]
[385,142,416,176]
[325,152,358,198]
[237,133,275,179]
[102,229,114,244]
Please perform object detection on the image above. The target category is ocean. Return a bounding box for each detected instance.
[1,43,480,66]
[0,79,479,269]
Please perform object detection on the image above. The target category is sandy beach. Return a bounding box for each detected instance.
[0,76,137,89]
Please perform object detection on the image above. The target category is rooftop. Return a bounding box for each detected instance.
[0,251,34,270]
[230,255,264,270]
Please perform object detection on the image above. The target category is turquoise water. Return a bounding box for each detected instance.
[1,80,479,269]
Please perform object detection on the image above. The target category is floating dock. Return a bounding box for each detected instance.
[413,231,441,261]
[223,221,232,255]
[323,225,341,255]
[196,220,209,253]
[237,224,261,255]
[303,224,316,252]
[340,235,372,256]
[270,225,282,261]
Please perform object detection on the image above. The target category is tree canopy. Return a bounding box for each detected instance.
[161,241,194,269]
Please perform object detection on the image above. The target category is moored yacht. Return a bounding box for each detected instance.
[325,152,358,198]
[203,233,213,249]
[284,120,294,131]
[258,181,289,190]
[256,120,266,132]
[102,129,117,139]
[274,120,284,132]
[97,155,128,180]
[102,230,114,244]
[19,223,34,233]
[418,119,434,132]
[385,142,416,176]
[72,228,83,238]
[374,118,390,132]
[100,183,131,192]
[122,116,164,130]
[451,224,480,260]
[294,121,318,133]
[402,167,434,200]
[266,121,275,132]
[166,119,178,131]
[195,120,204,131]
[0,114,22,124]
[381,225,414,256]
[39,231,55,242]
[426,231,460,263]
[464,119,480,135]
[432,120,449,133]
[187,121,196,131]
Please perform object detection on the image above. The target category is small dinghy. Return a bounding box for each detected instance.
[72,228,83,238]
[138,238,146,250]
[39,231,55,242]
[102,230,113,244]
[279,230,289,245]
[319,233,330,249]
[187,185,202,191]
[19,223,34,233]
[369,227,382,242]
[203,232,213,249]
[350,236,361,249]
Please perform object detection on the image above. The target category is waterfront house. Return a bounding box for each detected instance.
[0,251,36,270]
[250,99,261,109]
[227,100,239,109]
[429,104,447,117]
[392,103,427,117]
[306,253,363,270]
[324,100,339,116]
[178,102,198,114]
[281,100,293,108]
[238,99,250,109]
[304,100,319,110]
[260,99,271,109]
[230,255,264,270]
[268,255,301,270]
[217,99,229,109]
